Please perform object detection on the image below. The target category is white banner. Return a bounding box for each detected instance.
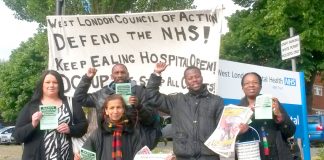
[47,9,223,96]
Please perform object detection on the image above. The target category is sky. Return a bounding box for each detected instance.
[0,0,242,61]
[0,0,38,61]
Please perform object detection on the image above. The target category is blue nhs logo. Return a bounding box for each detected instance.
[284,77,296,86]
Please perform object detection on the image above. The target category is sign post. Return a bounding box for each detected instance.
[280,28,300,72]
[280,35,300,61]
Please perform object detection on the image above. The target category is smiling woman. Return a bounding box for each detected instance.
[0,1,38,61]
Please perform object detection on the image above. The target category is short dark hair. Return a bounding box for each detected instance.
[184,66,201,77]
[30,70,65,103]
[111,63,128,73]
[241,72,262,87]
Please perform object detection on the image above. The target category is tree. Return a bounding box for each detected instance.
[1,0,194,122]
[3,0,194,26]
[0,32,48,122]
[221,0,324,111]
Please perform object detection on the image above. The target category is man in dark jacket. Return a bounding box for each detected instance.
[146,62,224,160]
[74,64,162,149]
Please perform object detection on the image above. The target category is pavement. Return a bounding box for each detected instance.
[153,141,235,159]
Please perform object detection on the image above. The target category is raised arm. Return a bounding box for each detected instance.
[146,62,173,114]
[74,68,100,108]
[153,62,168,75]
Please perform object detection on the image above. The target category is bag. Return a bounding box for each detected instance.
[72,135,88,153]
[287,137,302,160]
[235,127,261,160]
[68,97,93,153]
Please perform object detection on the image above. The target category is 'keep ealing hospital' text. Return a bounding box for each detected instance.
[54,52,217,74]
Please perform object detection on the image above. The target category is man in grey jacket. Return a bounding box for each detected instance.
[73,64,162,149]
[146,62,224,160]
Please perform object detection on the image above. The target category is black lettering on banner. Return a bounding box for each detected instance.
[139,51,217,74]
[80,35,87,46]
[195,13,218,24]
[203,26,210,43]
[139,51,159,64]
[70,75,81,89]
[61,74,71,93]
[139,76,148,86]
[53,34,65,51]
[126,31,152,40]
[167,77,179,87]
[189,54,217,74]
[80,61,86,68]
[90,55,135,67]
[61,74,109,94]
[91,56,100,67]
[161,25,199,41]
[179,12,195,22]
[178,12,218,24]
[55,58,87,71]
[207,83,216,93]
[67,37,78,48]
[77,14,159,26]
[91,35,100,45]
[160,54,168,63]
[52,33,120,51]
[161,14,176,22]
[161,78,165,84]
[189,25,199,41]
[77,17,114,26]
[181,77,186,89]
[91,75,109,88]
[114,15,159,24]
[47,19,74,28]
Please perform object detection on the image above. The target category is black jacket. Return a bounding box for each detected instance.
[236,97,296,160]
[146,73,224,160]
[13,97,88,160]
[82,118,142,160]
[74,75,161,149]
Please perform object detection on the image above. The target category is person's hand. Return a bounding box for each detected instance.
[154,62,167,74]
[128,96,139,107]
[272,97,284,123]
[86,67,97,78]
[166,154,176,160]
[238,123,249,134]
[57,123,71,134]
[74,152,81,160]
[272,98,282,116]
[32,111,42,128]
[248,104,255,111]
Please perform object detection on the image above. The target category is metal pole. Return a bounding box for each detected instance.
[289,27,297,71]
[56,0,64,15]
[289,27,309,159]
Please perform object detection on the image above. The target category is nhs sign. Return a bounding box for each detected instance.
[284,77,296,86]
